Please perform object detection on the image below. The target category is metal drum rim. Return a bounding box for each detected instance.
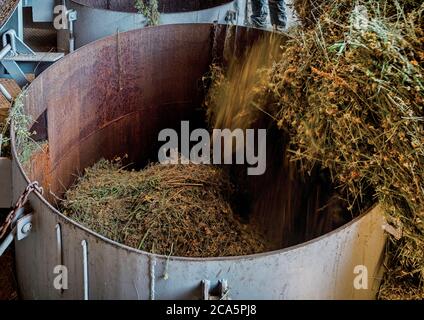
[11,23,379,262]
[69,0,235,15]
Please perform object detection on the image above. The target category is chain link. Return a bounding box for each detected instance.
[0,181,43,240]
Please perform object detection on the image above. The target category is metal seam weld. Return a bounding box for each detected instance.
[150,256,156,300]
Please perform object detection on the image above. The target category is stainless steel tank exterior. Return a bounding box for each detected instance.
[12,24,387,300]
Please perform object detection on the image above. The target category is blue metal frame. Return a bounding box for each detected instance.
[0,1,59,87]
[22,0,56,23]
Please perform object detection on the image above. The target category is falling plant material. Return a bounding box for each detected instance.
[135,0,160,26]
[62,158,271,257]
[205,0,424,299]
[205,33,283,132]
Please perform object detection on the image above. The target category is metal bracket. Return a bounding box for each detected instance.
[202,279,230,300]
[1,60,29,87]
[67,9,77,53]
[1,29,35,87]
[16,213,33,240]
[81,240,89,300]
[2,29,35,56]
[0,210,33,256]
[0,181,42,256]
[67,10,78,22]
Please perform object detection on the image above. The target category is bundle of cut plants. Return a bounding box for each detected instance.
[62,158,270,257]
[205,0,424,299]
[292,0,421,27]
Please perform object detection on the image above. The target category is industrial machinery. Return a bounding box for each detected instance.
[0,0,64,90]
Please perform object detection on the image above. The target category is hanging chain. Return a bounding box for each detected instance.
[0,181,43,240]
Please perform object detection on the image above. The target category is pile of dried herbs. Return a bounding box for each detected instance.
[293,0,421,28]
[62,158,270,257]
[206,0,424,298]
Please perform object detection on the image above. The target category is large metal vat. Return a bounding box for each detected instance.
[67,0,245,49]
[12,24,387,300]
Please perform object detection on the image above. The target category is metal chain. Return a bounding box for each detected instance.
[0,181,43,240]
